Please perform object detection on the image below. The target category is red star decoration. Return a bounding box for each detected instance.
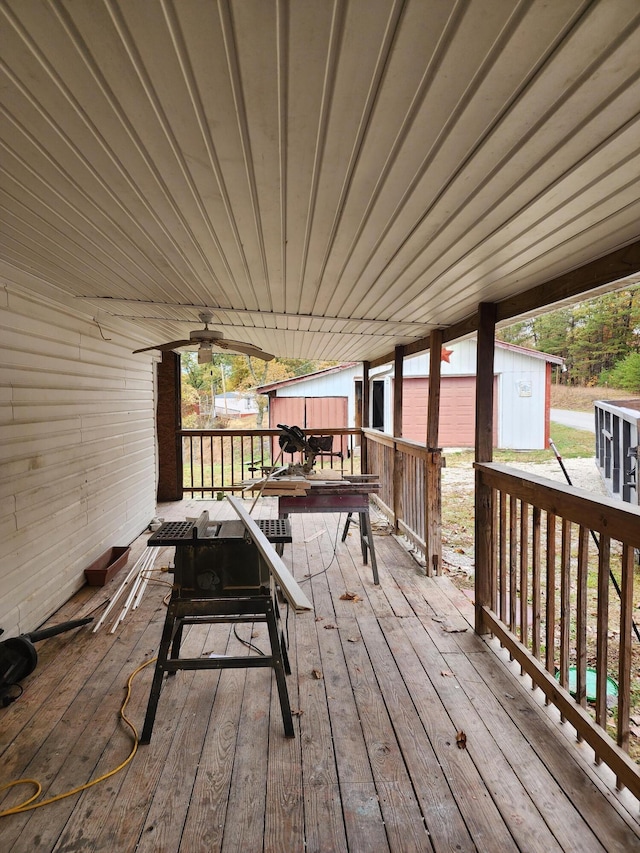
[440,347,453,363]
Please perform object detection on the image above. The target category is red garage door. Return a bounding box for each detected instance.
[269,396,347,430]
[269,396,349,460]
[401,376,498,447]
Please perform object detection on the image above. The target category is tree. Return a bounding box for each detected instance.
[496,320,533,347]
[531,308,573,359]
[500,284,640,387]
[606,353,640,392]
[181,352,234,427]
[232,358,295,426]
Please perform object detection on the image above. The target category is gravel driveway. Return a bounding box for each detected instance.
[441,456,607,575]
[443,455,606,495]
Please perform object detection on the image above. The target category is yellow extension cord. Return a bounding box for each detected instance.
[0,656,157,818]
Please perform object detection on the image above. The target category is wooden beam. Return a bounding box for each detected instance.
[393,346,404,534]
[393,346,404,438]
[362,361,370,473]
[362,361,370,429]
[367,238,640,365]
[475,304,496,463]
[475,303,497,633]
[227,496,312,613]
[157,351,183,501]
[426,330,442,451]
[496,238,640,323]
[425,329,443,577]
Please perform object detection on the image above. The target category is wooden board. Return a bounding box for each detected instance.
[227,496,312,612]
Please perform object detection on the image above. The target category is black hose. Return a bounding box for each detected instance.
[24,616,93,644]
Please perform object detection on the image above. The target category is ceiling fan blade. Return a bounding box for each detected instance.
[217,339,274,361]
[133,339,192,353]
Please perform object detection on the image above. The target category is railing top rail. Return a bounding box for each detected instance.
[594,398,640,419]
[181,427,361,437]
[475,461,640,547]
[363,427,434,459]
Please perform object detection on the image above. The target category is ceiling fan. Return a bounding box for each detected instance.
[133,311,274,363]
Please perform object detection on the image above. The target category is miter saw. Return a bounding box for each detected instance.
[277,424,334,475]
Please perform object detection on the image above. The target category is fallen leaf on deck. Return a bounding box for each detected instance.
[324,623,337,630]
[440,670,454,678]
[340,591,361,601]
[347,636,360,643]
[292,708,304,716]
[312,668,323,680]
[456,731,467,749]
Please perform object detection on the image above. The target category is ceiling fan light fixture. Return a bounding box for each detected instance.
[198,346,212,364]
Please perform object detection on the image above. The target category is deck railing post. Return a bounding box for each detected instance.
[474,302,496,634]
[425,450,442,576]
[424,328,443,576]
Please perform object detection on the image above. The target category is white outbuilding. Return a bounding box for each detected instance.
[259,340,563,451]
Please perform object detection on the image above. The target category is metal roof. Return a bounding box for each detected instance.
[2,1,640,362]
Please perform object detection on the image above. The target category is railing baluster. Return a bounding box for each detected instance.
[545,512,556,686]
[239,435,245,493]
[532,506,541,661]
[190,435,195,495]
[618,544,634,758]
[490,487,498,612]
[520,501,529,652]
[509,494,517,636]
[560,518,572,716]
[595,533,610,761]
[199,434,205,499]
[499,491,507,624]
[220,433,225,492]
[575,525,590,738]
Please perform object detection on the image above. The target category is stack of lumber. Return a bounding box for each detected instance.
[243,476,310,496]
[306,469,344,480]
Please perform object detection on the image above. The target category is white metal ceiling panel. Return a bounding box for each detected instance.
[1,0,639,362]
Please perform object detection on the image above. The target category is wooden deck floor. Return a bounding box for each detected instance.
[1,498,639,852]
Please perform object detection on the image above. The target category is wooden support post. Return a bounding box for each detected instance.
[392,346,404,534]
[362,361,370,473]
[426,330,443,576]
[475,303,496,634]
[157,351,183,501]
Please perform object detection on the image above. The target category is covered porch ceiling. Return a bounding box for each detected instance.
[2,0,640,364]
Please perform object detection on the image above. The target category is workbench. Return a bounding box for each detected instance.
[246,474,380,584]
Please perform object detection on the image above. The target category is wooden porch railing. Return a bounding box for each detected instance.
[363,428,443,575]
[180,427,360,496]
[475,462,640,798]
[179,428,638,793]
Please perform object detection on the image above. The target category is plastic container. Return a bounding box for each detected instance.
[556,666,618,703]
[84,546,131,586]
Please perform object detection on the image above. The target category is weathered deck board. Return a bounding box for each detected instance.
[0,497,638,852]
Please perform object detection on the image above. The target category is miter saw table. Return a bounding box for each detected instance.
[140,506,298,743]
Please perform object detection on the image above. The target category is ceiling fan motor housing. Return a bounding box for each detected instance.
[190,328,224,343]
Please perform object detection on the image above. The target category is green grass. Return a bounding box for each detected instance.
[444,423,595,468]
